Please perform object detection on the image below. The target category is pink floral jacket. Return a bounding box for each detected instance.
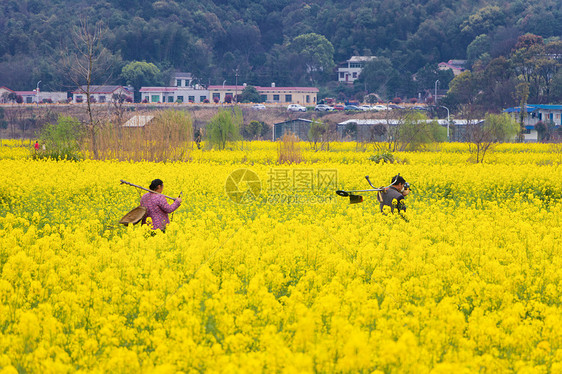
[140,192,181,230]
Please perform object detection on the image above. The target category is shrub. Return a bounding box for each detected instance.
[247,120,263,140]
[0,107,7,129]
[369,151,395,163]
[308,119,327,149]
[36,115,84,161]
[278,131,302,164]
[398,112,447,151]
[206,108,242,150]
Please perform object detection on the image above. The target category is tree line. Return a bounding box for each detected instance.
[0,0,561,111]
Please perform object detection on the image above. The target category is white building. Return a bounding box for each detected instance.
[140,72,208,103]
[0,86,67,103]
[16,90,67,103]
[337,56,376,84]
[72,85,133,103]
[140,87,209,103]
[171,72,194,88]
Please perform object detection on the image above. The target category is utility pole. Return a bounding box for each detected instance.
[35,81,41,106]
[434,79,439,104]
[234,68,239,104]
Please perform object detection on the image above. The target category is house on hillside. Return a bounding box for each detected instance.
[438,60,467,76]
[72,85,133,103]
[337,56,376,84]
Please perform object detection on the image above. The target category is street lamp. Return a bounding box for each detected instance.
[434,79,439,104]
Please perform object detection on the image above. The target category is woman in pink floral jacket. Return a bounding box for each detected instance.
[140,179,182,231]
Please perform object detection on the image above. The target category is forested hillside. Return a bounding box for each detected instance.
[1,0,561,106]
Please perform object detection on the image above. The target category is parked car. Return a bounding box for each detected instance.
[251,103,266,110]
[314,104,334,111]
[287,104,306,112]
[333,104,345,111]
[389,104,405,109]
[358,105,374,111]
[372,105,391,111]
[344,105,361,111]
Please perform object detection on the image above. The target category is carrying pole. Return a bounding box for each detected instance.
[120,179,178,201]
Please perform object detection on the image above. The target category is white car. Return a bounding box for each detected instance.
[287,104,307,112]
[314,104,334,111]
[373,105,391,111]
[252,104,266,110]
[358,105,374,111]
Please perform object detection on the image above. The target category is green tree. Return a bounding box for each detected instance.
[121,61,163,102]
[466,34,491,66]
[308,119,327,150]
[516,81,530,136]
[461,6,505,40]
[206,108,242,150]
[551,70,562,102]
[357,57,399,100]
[38,116,84,161]
[288,33,334,84]
[446,71,480,107]
[247,120,263,140]
[237,86,262,103]
[397,112,446,151]
[480,57,517,110]
[414,63,454,93]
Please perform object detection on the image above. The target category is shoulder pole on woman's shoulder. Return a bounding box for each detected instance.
[120,180,178,201]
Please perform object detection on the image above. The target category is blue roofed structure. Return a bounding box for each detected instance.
[503,104,562,142]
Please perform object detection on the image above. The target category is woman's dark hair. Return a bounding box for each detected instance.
[391,175,406,185]
[149,179,163,191]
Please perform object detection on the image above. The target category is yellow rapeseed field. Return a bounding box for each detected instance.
[0,141,561,373]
